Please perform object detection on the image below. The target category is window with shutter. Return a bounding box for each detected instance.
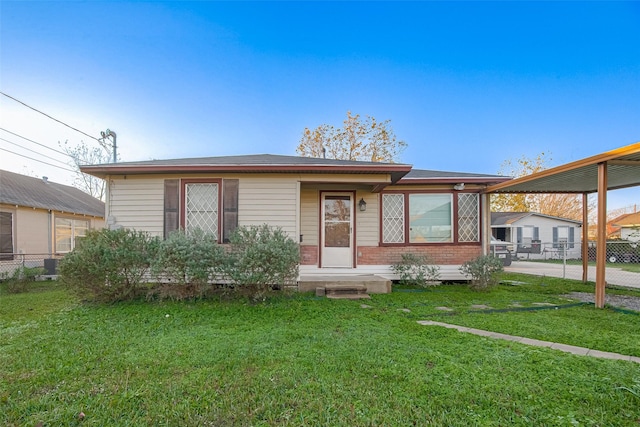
[0,212,14,260]
[184,182,219,236]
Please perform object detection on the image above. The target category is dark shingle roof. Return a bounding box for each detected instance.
[0,170,105,217]
[80,153,414,183]
[87,154,409,168]
[404,169,506,179]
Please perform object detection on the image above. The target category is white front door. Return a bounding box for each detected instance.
[322,193,353,268]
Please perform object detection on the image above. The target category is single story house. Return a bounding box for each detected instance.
[0,170,105,273]
[612,212,640,241]
[491,212,582,260]
[81,154,510,292]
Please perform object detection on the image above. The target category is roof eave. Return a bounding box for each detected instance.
[397,177,511,186]
[80,164,413,180]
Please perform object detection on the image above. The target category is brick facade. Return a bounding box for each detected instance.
[302,243,482,266]
[300,245,318,265]
[357,245,482,265]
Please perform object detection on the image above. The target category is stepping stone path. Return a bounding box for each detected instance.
[360,304,373,309]
[470,304,491,309]
[509,303,524,307]
[532,302,556,306]
[435,306,453,311]
[417,320,640,364]
[398,308,411,313]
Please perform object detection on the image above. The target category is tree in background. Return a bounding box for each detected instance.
[296,111,407,162]
[491,152,592,221]
[491,153,550,213]
[60,140,112,201]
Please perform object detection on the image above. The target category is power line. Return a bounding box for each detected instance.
[0,147,77,173]
[0,127,73,158]
[0,136,70,166]
[0,91,103,143]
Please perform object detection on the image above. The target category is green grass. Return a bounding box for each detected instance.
[2,276,640,426]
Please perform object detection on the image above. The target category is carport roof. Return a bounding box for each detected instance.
[484,142,640,194]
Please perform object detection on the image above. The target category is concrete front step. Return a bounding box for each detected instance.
[325,284,369,300]
[298,274,392,294]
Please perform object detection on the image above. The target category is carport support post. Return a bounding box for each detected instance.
[595,162,607,309]
[582,193,589,283]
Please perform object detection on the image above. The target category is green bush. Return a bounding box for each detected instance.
[460,255,504,291]
[391,253,440,287]
[150,229,224,300]
[59,228,158,302]
[223,224,299,300]
[0,266,46,293]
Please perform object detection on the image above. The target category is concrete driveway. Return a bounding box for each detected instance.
[505,260,640,290]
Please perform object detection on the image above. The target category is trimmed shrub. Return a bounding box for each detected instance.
[223,224,299,300]
[150,229,224,300]
[391,253,440,287]
[460,255,504,291]
[59,228,158,302]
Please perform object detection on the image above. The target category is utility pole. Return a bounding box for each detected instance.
[100,129,117,163]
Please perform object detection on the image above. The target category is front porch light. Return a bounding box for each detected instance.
[358,198,367,212]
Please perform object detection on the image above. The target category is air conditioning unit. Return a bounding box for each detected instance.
[44,258,58,275]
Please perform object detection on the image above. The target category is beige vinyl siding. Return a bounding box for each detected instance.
[238,176,298,238]
[300,188,319,245]
[108,177,165,236]
[16,208,49,254]
[355,191,379,246]
[105,172,385,241]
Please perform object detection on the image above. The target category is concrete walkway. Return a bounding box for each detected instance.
[418,320,640,364]
[505,260,640,289]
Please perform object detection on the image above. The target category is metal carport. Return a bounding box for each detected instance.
[484,142,640,308]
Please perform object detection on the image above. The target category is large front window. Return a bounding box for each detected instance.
[381,192,480,244]
[55,217,89,253]
[409,194,452,243]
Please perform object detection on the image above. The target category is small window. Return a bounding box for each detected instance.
[55,217,89,253]
[457,193,479,242]
[382,194,405,243]
[0,212,14,260]
[184,181,219,236]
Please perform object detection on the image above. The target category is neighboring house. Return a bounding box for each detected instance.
[491,212,582,260]
[613,212,640,241]
[80,154,509,290]
[0,170,105,269]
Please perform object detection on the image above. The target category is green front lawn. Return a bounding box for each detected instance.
[1,276,640,426]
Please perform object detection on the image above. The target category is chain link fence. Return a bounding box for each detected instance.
[0,254,62,279]
[507,240,640,289]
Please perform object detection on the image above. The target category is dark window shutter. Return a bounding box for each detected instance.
[552,227,558,248]
[533,227,539,240]
[569,227,575,248]
[516,227,522,244]
[164,179,180,239]
[0,212,14,260]
[223,179,239,243]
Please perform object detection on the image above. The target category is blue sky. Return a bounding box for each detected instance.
[1,1,639,209]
